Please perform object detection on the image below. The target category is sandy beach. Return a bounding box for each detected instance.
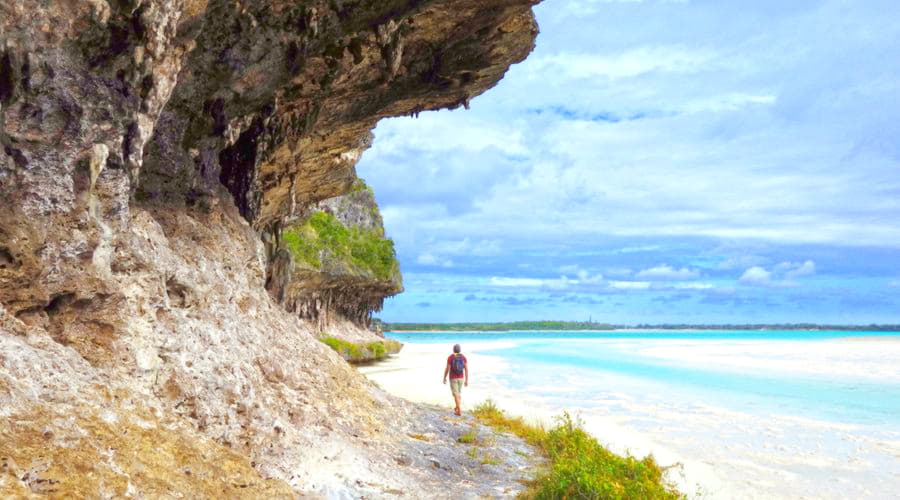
[359,342,718,498]
[361,335,900,499]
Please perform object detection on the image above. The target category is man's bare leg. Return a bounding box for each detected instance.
[454,393,461,415]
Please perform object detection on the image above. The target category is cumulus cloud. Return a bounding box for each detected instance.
[635,264,700,280]
[739,260,816,287]
[739,266,773,286]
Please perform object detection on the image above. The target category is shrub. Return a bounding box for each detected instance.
[367,341,386,359]
[320,337,400,363]
[282,212,400,281]
[320,336,364,361]
[472,400,682,500]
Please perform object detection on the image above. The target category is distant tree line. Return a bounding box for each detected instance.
[376,320,900,332]
[630,323,900,331]
[378,320,615,331]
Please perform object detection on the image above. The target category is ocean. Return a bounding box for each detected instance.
[380,330,900,498]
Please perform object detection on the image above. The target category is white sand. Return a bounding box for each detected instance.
[359,342,721,498]
[361,338,900,499]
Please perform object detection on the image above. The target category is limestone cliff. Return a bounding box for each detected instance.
[0,0,538,496]
[272,180,402,334]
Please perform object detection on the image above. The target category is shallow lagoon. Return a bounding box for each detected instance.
[378,330,900,498]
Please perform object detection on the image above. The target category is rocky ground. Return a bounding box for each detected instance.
[302,391,543,499]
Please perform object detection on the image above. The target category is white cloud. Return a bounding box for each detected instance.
[619,245,661,254]
[717,254,767,270]
[739,260,816,287]
[416,253,453,267]
[490,277,544,287]
[434,238,502,257]
[609,280,652,290]
[528,46,715,81]
[784,260,816,280]
[739,266,772,286]
[635,264,700,280]
[489,272,604,290]
[673,282,714,290]
[577,269,605,284]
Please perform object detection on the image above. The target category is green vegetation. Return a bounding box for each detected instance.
[457,429,499,465]
[282,211,400,281]
[319,336,402,363]
[367,340,387,359]
[349,177,375,196]
[457,429,478,444]
[381,320,900,332]
[472,400,682,500]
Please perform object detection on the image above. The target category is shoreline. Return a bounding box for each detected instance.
[360,342,713,498]
[386,328,900,334]
[362,337,900,499]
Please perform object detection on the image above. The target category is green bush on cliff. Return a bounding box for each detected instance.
[473,400,682,500]
[282,212,399,281]
[320,336,401,363]
[367,341,386,358]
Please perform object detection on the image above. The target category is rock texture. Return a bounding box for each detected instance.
[0,0,538,496]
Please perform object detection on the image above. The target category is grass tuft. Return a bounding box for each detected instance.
[472,400,683,499]
[457,429,478,444]
[408,433,430,442]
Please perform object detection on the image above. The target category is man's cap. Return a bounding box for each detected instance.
[453,344,461,353]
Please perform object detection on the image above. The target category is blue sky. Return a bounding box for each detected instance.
[357,0,900,324]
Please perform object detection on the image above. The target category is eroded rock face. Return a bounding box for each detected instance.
[0,0,537,495]
[136,0,539,231]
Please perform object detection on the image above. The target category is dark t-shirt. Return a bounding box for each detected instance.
[447,354,467,379]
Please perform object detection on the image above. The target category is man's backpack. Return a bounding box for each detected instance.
[450,354,466,376]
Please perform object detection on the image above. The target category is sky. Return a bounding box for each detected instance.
[356,0,900,325]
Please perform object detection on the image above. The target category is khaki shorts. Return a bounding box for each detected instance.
[449,378,463,396]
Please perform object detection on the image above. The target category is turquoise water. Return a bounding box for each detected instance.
[387,329,900,343]
[387,330,900,426]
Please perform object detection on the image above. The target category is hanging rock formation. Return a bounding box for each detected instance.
[272,180,403,344]
[0,0,538,496]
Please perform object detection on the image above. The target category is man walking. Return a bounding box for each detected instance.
[443,344,468,416]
